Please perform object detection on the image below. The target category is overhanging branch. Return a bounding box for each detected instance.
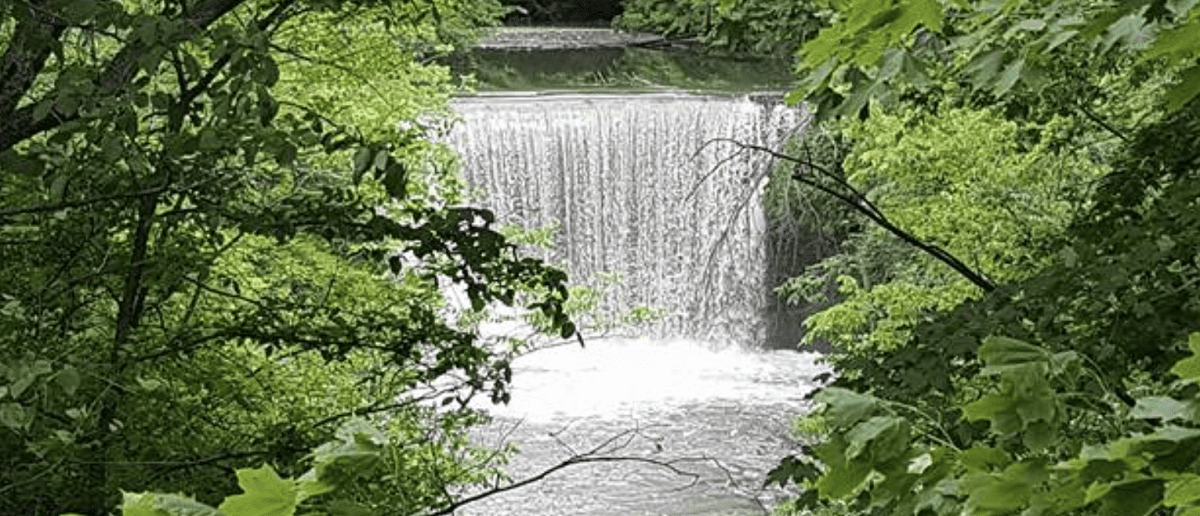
[710,138,996,293]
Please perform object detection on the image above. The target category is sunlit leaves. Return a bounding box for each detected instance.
[121,492,222,516]
[118,420,396,516]
[788,0,1200,118]
[217,466,299,516]
[1171,333,1200,382]
[816,387,879,427]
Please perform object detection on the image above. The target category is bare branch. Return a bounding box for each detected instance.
[424,425,719,516]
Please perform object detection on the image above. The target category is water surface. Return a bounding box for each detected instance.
[464,338,828,516]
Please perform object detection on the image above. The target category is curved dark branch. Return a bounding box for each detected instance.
[712,138,996,293]
[424,427,709,516]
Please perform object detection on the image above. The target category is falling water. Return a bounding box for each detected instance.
[446,92,828,516]
[447,92,806,344]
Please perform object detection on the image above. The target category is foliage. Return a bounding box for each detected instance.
[786,0,1200,119]
[747,0,1200,514]
[772,333,1200,516]
[110,418,476,516]
[777,106,1102,354]
[499,0,622,25]
[0,0,577,514]
[616,0,826,55]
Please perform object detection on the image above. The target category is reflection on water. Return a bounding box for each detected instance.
[465,338,828,516]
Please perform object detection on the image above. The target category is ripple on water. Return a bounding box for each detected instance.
[463,338,830,516]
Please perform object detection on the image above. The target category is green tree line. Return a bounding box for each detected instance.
[0,1,580,514]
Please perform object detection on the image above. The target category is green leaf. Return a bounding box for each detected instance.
[372,149,389,172]
[1012,18,1047,32]
[844,416,903,460]
[878,49,904,81]
[56,366,80,396]
[275,143,298,166]
[1165,64,1200,112]
[1172,333,1200,382]
[1022,421,1056,451]
[1080,8,1131,40]
[958,446,1012,471]
[1142,19,1200,61]
[381,163,407,199]
[965,49,1005,89]
[0,402,30,431]
[962,472,1031,512]
[559,321,576,339]
[1131,396,1190,421]
[122,492,221,516]
[1165,474,1200,507]
[1101,13,1156,53]
[198,128,221,150]
[218,466,298,516]
[978,336,1048,371]
[296,470,334,501]
[962,392,1012,422]
[907,0,943,32]
[255,58,280,86]
[816,458,872,499]
[992,58,1025,96]
[815,387,878,428]
[1094,478,1164,516]
[352,147,372,184]
[1044,29,1079,51]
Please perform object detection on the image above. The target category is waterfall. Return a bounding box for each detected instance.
[447,92,806,345]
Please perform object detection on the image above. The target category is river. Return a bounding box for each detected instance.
[459,338,827,516]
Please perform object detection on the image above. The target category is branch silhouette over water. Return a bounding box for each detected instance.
[698,137,997,293]
[426,423,757,516]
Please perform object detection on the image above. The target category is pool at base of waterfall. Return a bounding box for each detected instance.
[463,338,830,516]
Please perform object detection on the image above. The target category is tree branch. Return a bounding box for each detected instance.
[711,138,996,292]
[0,2,67,120]
[424,426,714,516]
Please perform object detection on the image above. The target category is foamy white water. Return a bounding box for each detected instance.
[493,338,824,422]
[460,339,828,516]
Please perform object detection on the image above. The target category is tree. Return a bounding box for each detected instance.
[787,0,1200,119]
[637,0,1200,514]
[0,1,577,514]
